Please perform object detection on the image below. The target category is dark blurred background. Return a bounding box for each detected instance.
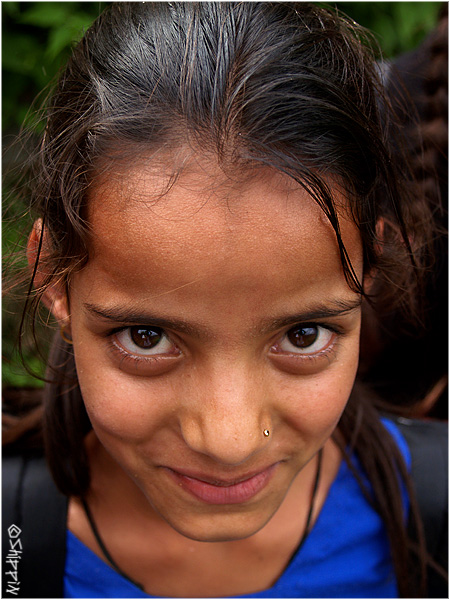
[2,1,444,389]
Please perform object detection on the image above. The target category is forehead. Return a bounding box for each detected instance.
[84,156,362,299]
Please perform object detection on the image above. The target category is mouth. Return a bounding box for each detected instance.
[163,464,279,505]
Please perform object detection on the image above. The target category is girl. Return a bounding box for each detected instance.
[3,3,447,598]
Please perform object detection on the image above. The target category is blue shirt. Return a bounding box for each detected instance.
[64,420,410,598]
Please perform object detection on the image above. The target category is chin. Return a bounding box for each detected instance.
[161,507,276,543]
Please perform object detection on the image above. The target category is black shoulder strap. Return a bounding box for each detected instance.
[2,452,68,598]
[393,417,448,598]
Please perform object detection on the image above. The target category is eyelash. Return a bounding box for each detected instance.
[114,327,177,355]
[106,326,181,373]
[268,324,343,377]
[106,322,343,374]
[271,323,340,356]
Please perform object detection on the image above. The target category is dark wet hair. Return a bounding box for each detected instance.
[15,2,441,596]
[31,2,430,307]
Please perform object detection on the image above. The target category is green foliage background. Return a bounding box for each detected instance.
[2,1,444,388]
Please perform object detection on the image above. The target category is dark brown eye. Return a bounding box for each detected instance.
[115,326,176,357]
[273,324,334,357]
[287,326,318,348]
[130,327,163,349]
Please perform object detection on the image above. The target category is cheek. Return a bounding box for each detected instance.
[74,347,174,443]
[278,343,360,440]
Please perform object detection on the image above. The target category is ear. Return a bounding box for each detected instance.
[374,218,384,251]
[27,219,71,327]
[362,218,384,294]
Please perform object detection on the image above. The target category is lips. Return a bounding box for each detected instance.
[164,464,278,505]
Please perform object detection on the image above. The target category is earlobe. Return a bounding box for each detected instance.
[27,219,70,326]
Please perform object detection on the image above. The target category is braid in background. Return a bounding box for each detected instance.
[359,6,448,417]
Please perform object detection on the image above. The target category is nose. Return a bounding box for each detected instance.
[179,360,272,466]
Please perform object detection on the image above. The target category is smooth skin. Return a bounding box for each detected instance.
[32,154,364,596]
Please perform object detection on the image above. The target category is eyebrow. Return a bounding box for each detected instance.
[83,303,211,338]
[84,296,362,337]
[259,297,362,334]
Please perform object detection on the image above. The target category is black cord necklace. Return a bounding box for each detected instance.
[81,448,323,591]
[81,498,145,591]
[297,448,323,551]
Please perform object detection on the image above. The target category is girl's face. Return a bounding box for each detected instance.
[62,157,363,542]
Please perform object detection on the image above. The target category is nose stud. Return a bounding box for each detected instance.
[263,429,270,438]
